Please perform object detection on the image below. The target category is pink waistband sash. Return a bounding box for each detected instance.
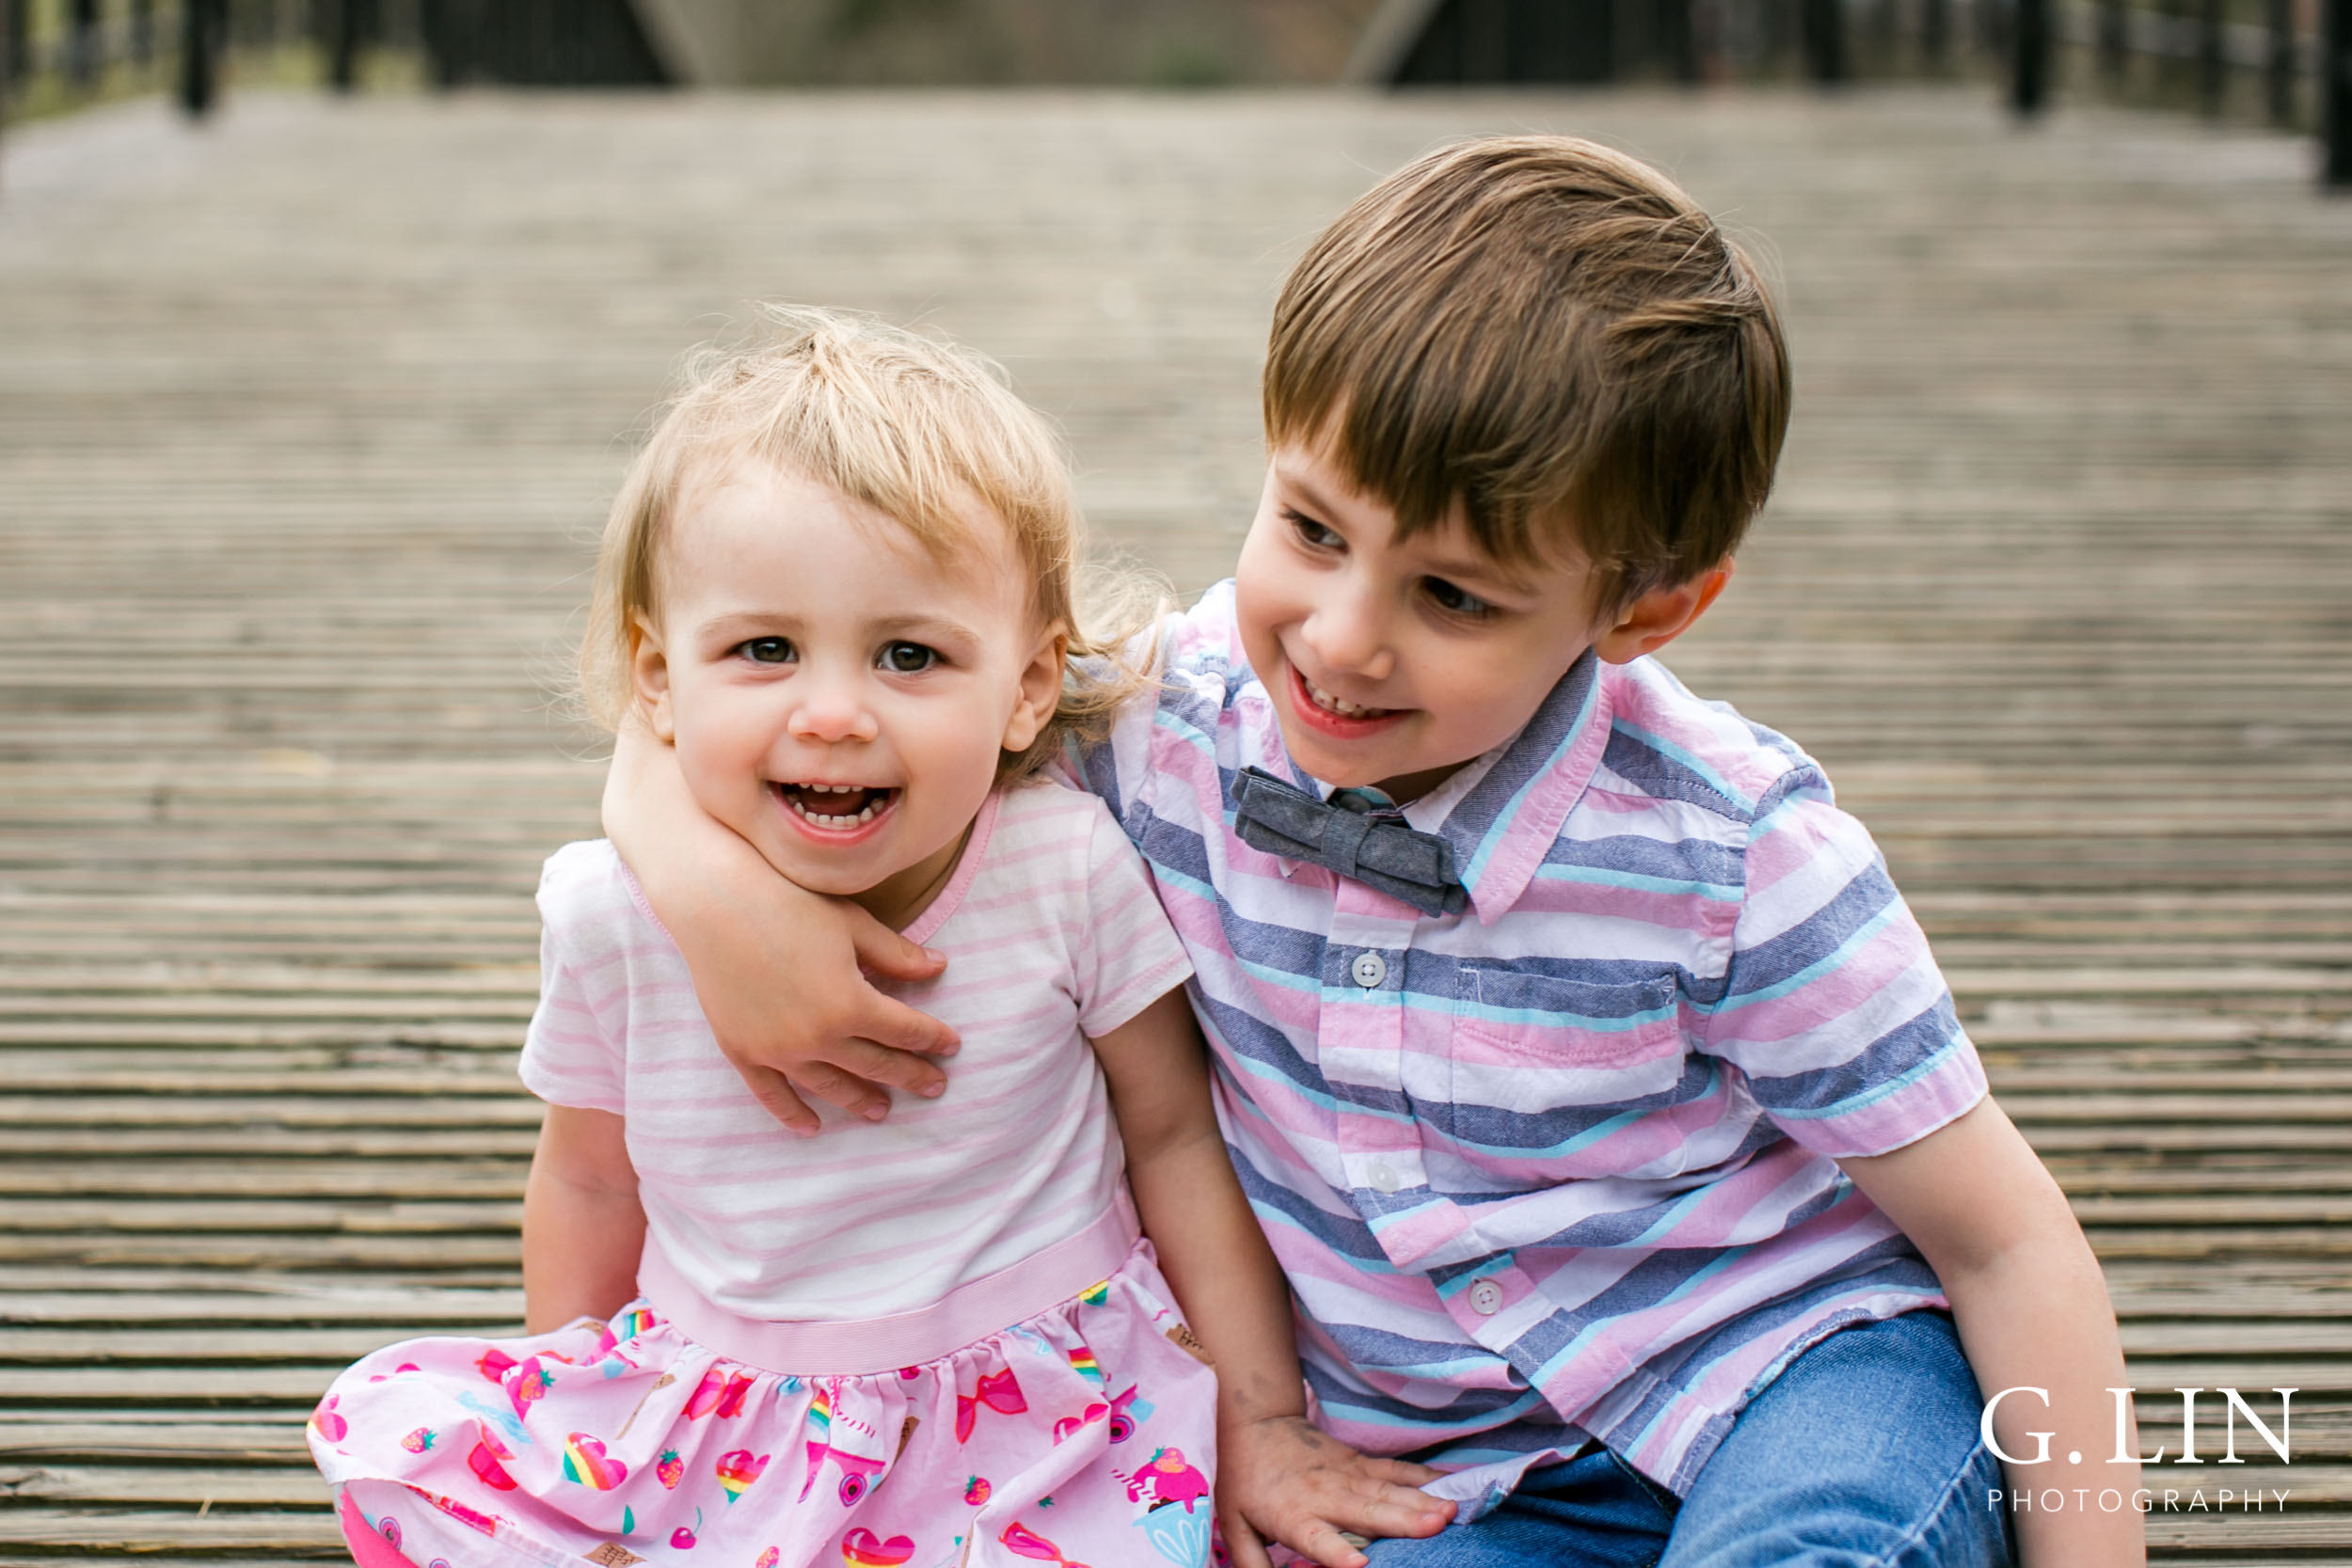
[636,1191,1142,1378]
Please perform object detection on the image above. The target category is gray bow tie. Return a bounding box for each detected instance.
[1231,767,1467,918]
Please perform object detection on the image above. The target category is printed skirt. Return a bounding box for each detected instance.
[308,1211,1219,1568]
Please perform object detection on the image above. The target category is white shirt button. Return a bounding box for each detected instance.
[1349,951,1388,989]
[1367,1161,1401,1194]
[1468,1277,1505,1316]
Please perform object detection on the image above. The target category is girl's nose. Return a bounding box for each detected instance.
[787,672,880,745]
[1300,582,1395,684]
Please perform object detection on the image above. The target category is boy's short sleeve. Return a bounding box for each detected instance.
[1697,764,1987,1160]
[1072,801,1195,1039]
[517,847,628,1116]
[1057,615,1174,828]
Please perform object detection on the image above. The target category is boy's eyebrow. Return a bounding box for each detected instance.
[1412,548,1540,597]
[1277,461,1541,597]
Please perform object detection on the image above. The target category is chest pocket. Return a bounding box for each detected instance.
[1443,966,1690,1153]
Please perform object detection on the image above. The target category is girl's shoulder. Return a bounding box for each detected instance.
[986,776,1120,850]
[534,839,669,960]
[971,781,1133,899]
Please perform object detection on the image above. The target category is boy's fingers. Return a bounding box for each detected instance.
[1359,1457,1443,1488]
[1289,1519,1371,1568]
[1329,1486,1452,1540]
[728,1062,820,1135]
[828,1037,948,1101]
[781,1062,892,1123]
[1216,1509,1276,1568]
[850,921,950,984]
[850,990,961,1059]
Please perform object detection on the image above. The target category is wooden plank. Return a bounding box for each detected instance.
[3,85,2349,1560]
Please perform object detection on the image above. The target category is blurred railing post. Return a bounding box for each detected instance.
[328,0,358,89]
[1804,0,1847,82]
[2097,0,2127,81]
[69,0,99,85]
[2329,0,2351,182]
[0,0,11,172]
[2266,0,2296,120]
[179,0,224,116]
[1922,0,1951,68]
[2012,0,2050,111]
[421,0,463,85]
[2198,0,2225,111]
[132,0,154,63]
[1660,0,1701,80]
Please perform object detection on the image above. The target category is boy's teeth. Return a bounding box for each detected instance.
[1306,676,1385,719]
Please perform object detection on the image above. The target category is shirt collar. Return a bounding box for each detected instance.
[1422,651,1613,924]
[1222,582,1613,925]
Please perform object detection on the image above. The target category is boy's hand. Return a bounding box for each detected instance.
[1216,1414,1454,1568]
[603,725,960,1135]
[703,893,961,1134]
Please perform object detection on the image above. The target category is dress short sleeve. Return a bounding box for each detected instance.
[1072,802,1194,1039]
[516,843,629,1116]
[1696,765,1987,1160]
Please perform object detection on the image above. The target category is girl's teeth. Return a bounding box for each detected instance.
[787,788,885,829]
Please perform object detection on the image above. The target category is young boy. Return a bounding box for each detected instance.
[604,138,2142,1567]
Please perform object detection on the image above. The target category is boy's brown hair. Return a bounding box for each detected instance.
[1266,135,1790,616]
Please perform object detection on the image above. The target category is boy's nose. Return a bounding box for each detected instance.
[1301,592,1395,684]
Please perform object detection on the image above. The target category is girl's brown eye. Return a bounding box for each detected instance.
[741,638,795,664]
[881,641,936,673]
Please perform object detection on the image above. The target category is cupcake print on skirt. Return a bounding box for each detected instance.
[310,1248,1218,1568]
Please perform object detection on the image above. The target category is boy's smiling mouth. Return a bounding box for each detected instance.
[1287,662,1407,736]
[772,781,900,835]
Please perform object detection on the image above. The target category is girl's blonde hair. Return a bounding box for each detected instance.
[582,307,1164,784]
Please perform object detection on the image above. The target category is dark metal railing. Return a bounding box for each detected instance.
[0,0,662,150]
[1368,0,2346,188]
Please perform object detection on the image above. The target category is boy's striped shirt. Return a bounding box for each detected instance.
[1072,581,1987,1504]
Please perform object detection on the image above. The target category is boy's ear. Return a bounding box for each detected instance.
[1001,628,1069,756]
[628,614,677,744]
[1592,562,1734,665]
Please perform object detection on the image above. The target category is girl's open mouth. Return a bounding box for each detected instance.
[774,782,900,834]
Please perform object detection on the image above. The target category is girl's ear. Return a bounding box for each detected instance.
[1000,628,1069,755]
[628,614,677,744]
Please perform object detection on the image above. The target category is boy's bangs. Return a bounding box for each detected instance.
[1262,135,1790,613]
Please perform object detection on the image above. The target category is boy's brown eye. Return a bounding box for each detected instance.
[1425,578,1495,618]
[1285,509,1342,549]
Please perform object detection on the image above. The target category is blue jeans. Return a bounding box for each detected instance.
[1365,1310,2014,1568]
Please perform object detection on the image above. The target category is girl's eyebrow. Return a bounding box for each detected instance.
[696,610,986,647]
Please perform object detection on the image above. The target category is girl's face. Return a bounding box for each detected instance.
[632,459,1062,929]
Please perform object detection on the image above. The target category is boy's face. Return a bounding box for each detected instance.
[1233,437,1726,802]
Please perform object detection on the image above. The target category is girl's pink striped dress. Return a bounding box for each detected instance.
[308,781,1221,1568]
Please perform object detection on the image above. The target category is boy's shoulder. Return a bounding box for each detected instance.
[1592,657,1827,831]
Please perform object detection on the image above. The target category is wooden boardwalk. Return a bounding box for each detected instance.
[2,85,2348,1563]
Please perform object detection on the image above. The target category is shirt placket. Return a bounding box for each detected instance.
[1322,880,1498,1280]
[1320,891,1564,1385]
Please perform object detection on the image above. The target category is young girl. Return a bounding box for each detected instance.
[305,311,1439,1568]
